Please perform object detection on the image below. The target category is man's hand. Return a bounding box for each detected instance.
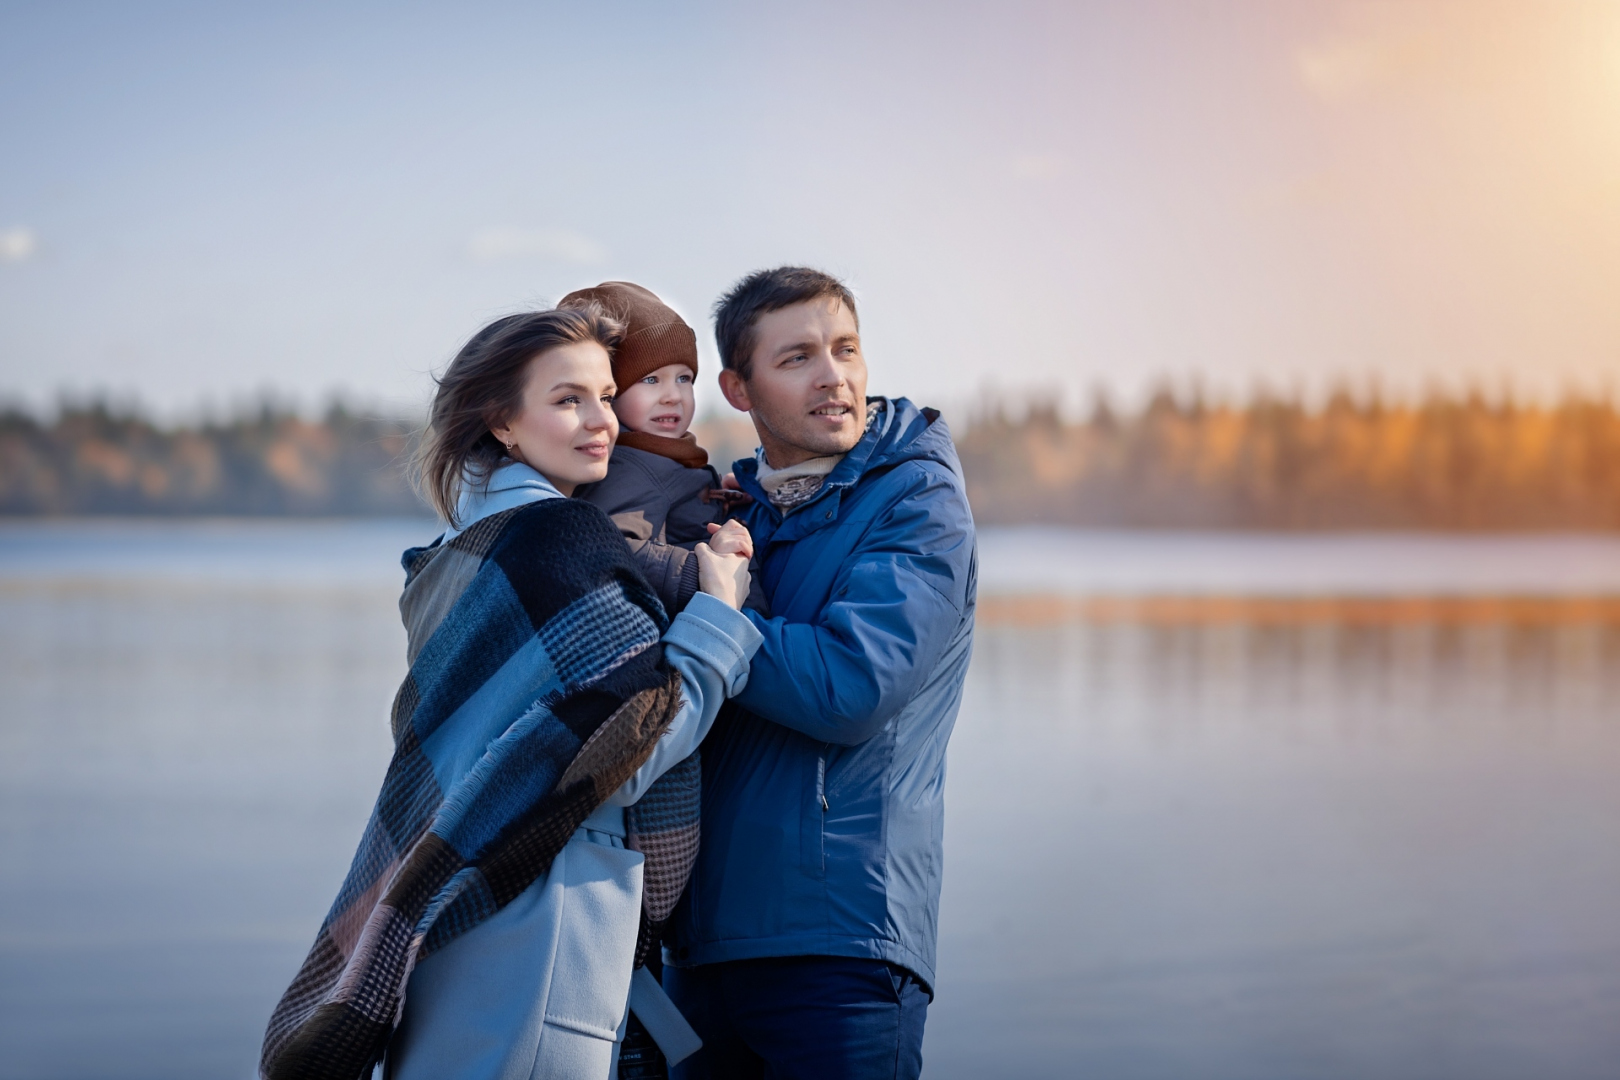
[695,543,751,610]
[705,519,754,559]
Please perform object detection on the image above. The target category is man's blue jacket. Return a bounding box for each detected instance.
[666,397,976,992]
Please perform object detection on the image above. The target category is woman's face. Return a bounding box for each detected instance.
[490,340,618,496]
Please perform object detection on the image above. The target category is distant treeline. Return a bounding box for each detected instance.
[955,389,1620,529]
[6,391,1620,528]
[0,402,428,516]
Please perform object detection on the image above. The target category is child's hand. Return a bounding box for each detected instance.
[706,520,754,559]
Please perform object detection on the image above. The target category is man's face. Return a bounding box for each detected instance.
[719,297,868,468]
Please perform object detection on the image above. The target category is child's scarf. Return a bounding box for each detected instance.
[616,428,709,468]
[260,498,682,1080]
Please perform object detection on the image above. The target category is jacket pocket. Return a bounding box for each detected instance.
[801,749,827,878]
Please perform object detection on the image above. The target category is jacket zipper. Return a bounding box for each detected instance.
[815,753,828,873]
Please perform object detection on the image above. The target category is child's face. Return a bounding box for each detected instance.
[612,363,696,437]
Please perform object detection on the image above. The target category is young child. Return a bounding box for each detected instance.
[565,281,748,615]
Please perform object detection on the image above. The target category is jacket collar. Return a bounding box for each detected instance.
[442,459,565,541]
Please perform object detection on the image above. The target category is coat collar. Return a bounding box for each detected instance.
[442,459,565,541]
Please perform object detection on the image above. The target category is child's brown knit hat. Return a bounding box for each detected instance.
[559,281,698,388]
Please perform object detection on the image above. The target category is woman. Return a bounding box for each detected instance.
[260,306,759,1080]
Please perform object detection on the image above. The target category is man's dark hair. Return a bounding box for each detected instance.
[712,267,859,379]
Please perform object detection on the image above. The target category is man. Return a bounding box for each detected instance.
[663,267,976,1079]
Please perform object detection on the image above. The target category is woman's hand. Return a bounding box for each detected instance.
[705,519,754,559]
[695,542,751,610]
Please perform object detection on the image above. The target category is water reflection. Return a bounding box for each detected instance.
[965,613,1618,750]
[931,614,1620,1080]
[0,580,403,1080]
[1,546,1617,1078]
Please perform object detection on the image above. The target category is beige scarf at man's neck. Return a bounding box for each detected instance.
[755,402,885,514]
[756,452,843,514]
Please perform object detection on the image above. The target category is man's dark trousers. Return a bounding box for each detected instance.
[665,956,927,1080]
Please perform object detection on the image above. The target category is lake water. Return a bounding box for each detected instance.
[2,521,1618,1079]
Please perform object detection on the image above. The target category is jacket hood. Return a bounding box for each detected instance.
[443,459,564,541]
[854,396,958,477]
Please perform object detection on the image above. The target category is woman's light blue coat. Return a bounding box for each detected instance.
[385,462,761,1080]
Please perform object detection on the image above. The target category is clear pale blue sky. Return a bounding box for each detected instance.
[4,1,1619,417]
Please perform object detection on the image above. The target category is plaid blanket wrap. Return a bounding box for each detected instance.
[626,750,702,967]
[260,498,685,1080]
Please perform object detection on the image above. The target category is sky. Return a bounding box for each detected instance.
[3,0,1620,419]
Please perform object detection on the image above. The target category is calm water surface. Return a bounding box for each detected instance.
[1,522,1618,1079]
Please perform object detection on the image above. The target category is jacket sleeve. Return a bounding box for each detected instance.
[608,593,762,806]
[625,536,701,615]
[734,462,975,747]
[662,465,726,546]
